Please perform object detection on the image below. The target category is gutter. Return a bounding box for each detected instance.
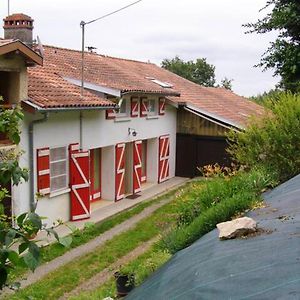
[29,113,49,212]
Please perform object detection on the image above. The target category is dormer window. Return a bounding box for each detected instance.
[146,77,173,88]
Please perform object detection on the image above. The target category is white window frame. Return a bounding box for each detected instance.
[49,146,68,193]
[147,99,157,116]
[116,98,129,118]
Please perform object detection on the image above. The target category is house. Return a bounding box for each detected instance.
[0,14,43,217]
[1,14,263,225]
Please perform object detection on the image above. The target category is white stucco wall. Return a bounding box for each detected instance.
[16,96,177,224]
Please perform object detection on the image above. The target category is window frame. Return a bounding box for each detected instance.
[116,98,129,118]
[147,98,157,116]
[49,146,68,193]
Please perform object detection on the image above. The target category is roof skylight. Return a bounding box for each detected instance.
[149,78,173,88]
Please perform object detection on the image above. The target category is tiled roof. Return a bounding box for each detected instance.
[3,13,33,21]
[27,69,115,109]
[28,45,264,126]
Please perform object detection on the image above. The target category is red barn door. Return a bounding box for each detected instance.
[69,143,91,221]
[115,143,126,201]
[158,135,170,183]
[133,140,142,193]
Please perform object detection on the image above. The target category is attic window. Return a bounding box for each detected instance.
[148,78,173,88]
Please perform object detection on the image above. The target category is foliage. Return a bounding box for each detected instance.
[250,88,285,106]
[220,77,233,90]
[161,56,216,87]
[0,104,68,290]
[228,92,300,182]
[244,0,300,92]
[160,168,274,253]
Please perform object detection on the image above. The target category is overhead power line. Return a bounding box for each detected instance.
[83,0,143,26]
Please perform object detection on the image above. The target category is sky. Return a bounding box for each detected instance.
[0,0,279,96]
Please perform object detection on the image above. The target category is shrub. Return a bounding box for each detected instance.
[228,92,300,182]
[161,167,274,254]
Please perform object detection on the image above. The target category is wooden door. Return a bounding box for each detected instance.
[115,143,126,201]
[133,140,142,193]
[69,143,90,221]
[158,135,170,183]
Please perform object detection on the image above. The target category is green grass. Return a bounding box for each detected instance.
[161,168,274,253]
[7,187,181,284]
[6,186,187,300]
[69,246,171,300]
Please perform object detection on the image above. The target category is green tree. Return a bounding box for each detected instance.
[245,0,300,93]
[227,93,300,182]
[0,103,70,290]
[220,77,233,90]
[161,56,216,87]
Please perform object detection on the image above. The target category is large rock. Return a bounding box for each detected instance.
[217,217,257,240]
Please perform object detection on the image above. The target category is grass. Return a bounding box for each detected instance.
[69,245,171,300]
[6,170,273,299]
[5,185,190,300]
[8,187,181,283]
[161,168,274,253]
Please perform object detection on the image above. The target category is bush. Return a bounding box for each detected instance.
[176,168,275,226]
[161,168,274,254]
[228,92,300,182]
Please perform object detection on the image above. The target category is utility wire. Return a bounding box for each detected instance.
[83,0,143,25]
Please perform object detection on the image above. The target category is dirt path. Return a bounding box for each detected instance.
[8,198,171,293]
[60,236,160,300]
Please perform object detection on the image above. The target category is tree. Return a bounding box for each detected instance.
[227,93,300,182]
[161,56,216,87]
[220,77,233,90]
[0,101,70,290]
[245,0,300,93]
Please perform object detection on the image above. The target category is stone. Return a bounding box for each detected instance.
[217,217,257,240]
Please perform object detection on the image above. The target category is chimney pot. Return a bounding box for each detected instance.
[3,13,34,47]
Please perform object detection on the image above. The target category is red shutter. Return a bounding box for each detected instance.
[140,98,148,117]
[159,98,166,115]
[133,140,142,193]
[106,109,116,119]
[131,97,139,117]
[37,147,50,195]
[115,143,126,201]
[158,135,170,183]
[69,143,91,221]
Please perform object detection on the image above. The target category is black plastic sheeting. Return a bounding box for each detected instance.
[127,174,300,300]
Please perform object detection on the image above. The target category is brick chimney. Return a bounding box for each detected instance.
[3,13,34,47]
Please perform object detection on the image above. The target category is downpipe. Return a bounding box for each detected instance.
[28,113,49,212]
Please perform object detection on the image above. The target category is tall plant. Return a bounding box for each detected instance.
[227,93,300,182]
[0,103,70,290]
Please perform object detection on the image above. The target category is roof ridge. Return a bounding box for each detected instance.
[43,44,155,66]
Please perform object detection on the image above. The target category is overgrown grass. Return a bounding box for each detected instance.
[8,188,180,283]
[160,168,275,253]
[5,187,187,300]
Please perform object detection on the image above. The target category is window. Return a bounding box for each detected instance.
[116,98,128,117]
[147,99,157,116]
[50,146,68,193]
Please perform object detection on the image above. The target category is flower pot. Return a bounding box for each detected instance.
[114,271,135,297]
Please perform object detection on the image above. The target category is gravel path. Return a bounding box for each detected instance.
[60,236,160,300]
[8,198,171,293]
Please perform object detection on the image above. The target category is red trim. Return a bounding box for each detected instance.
[141,140,147,183]
[133,140,142,193]
[159,97,166,115]
[158,135,170,183]
[90,149,101,202]
[106,109,116,119]
[140,97,148,117]
[37,147,50,195]
[69,143,91,221]
[115,143,126,201]
[131,97,139,117]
